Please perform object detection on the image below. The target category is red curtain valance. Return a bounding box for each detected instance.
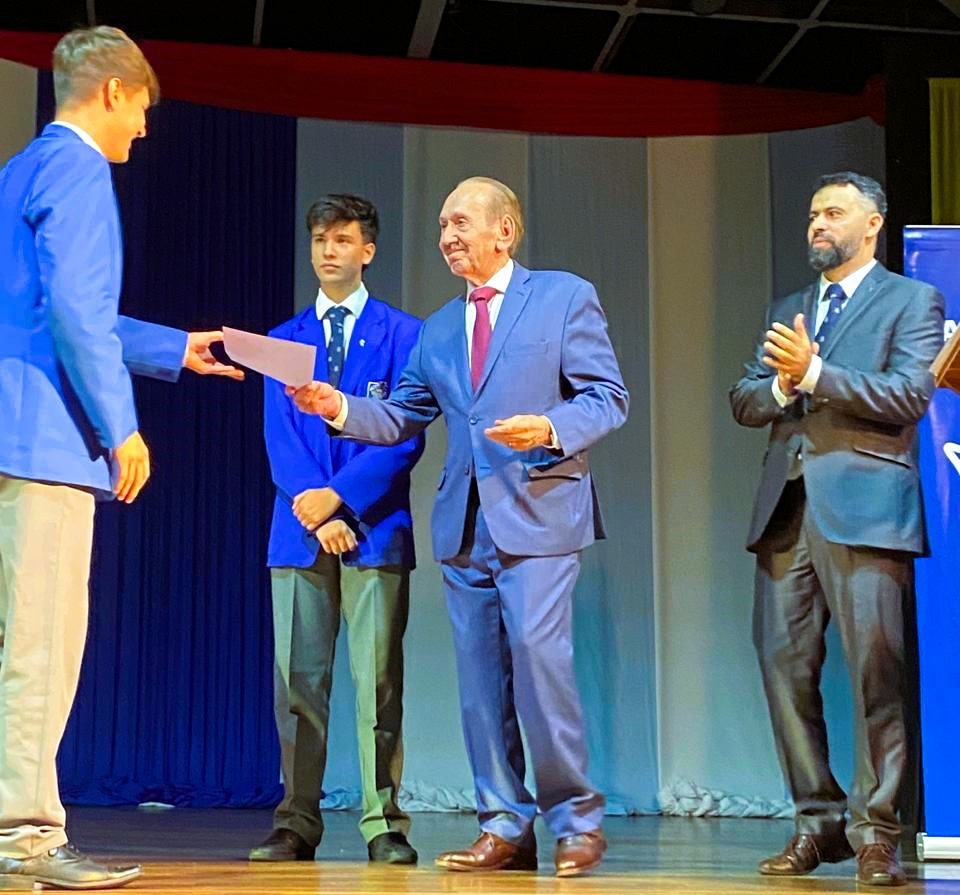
[0,30,883,137]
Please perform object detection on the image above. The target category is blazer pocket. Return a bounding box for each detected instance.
[504,340,549,357]
[525,452,587,481]
[852,435,912,468]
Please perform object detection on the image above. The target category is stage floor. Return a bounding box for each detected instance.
[20,807,958,893]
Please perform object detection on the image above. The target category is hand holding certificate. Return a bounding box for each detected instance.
[222,327,317,386]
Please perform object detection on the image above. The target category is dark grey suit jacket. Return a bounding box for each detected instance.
[730,262,944,555]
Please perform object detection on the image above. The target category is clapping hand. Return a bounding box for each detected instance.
[762,313,820,393]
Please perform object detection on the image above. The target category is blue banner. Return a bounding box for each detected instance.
[903,226,960,841]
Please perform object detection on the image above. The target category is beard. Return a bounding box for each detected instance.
[807,232,858,272]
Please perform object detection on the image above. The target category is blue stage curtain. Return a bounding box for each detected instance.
[36,74,296,806]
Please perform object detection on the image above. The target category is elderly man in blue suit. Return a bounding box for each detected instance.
[291,176,628,877]
[250,194,424,866]
[0,26,241,890]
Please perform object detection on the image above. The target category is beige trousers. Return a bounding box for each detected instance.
[0,474,95,858]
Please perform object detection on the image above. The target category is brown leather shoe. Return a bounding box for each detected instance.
[857,843,907,887]
[555,830,607,877]
[435,832,537,872]
[758,833,854,876]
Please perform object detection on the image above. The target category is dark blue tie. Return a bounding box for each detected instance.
[324,305,349,388]
[814,283,846,346]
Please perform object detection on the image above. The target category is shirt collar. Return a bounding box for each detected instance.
[315,281,368,321]
[468,258,514,298]
[50,121,105,158]
[818,257,877,302]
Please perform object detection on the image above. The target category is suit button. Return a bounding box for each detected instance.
[464,466,470,475]
[469,415,479,424]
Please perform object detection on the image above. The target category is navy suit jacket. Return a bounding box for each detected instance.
[340,263,629,561]
[730,262,944,554]
[264,297,424,569]
[0,125,187,498]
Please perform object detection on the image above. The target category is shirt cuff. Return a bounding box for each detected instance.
[329,392,348,429]
[795,354,823,394]
[771,376,797,408]
[543,416,561,451]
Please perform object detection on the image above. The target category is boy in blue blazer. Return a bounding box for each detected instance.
[250,195,423,865]
[0,26,241,891]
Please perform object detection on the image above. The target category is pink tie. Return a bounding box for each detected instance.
[469,286,497,390]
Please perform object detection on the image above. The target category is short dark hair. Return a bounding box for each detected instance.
[812,172,887,217]
[305,194,379,244]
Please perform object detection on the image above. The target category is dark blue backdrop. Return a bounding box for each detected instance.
[38,74,296,806]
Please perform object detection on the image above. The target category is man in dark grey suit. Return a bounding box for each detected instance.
[730,172,944,888]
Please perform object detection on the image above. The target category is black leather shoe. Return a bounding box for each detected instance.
[248,828,315,861]
[0,842,141,889]
[758,833,854,876]
[367,832,418,865]
[857,843,907,887]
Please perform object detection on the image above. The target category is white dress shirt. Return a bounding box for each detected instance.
[465,258,514,355]
[772,257,878,407]
[315,282,368,360]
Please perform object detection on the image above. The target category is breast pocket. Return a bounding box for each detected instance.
[504,340,549,358]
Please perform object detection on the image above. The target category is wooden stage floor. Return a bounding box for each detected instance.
[14,807,959,894]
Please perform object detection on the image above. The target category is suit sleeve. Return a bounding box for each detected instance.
[30,149,137,450]
[117,316,187,382]
[542,280,629,456]
[263,373,331,502]
[812,284,944,425]
[729,305,789,429]
[340,323,443,445]
[328,321,426,521]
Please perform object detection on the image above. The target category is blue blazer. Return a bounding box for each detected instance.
[340,264,629,561]
[0,125,187,498]
[264,297,424,569]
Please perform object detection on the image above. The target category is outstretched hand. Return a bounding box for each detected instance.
[286,381,343,419]
[185,331,245,380]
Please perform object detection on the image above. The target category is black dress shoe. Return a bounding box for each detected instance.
[248,828,315,861]
[758,833,854,876]
[857,843,907,887]
[367,832,418,865]
[0,841,141,889]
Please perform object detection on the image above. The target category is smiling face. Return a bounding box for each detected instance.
[310,219,376,301]
[438,183,516,286]
[98,81,151,163]
[807,182,883,277]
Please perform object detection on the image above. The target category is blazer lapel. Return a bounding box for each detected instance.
[820,263,887,361]
[338,299,386,397]
[474,263,532,396]
[293,310,330,381]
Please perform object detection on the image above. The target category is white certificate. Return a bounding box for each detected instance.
[222,327,317,387]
